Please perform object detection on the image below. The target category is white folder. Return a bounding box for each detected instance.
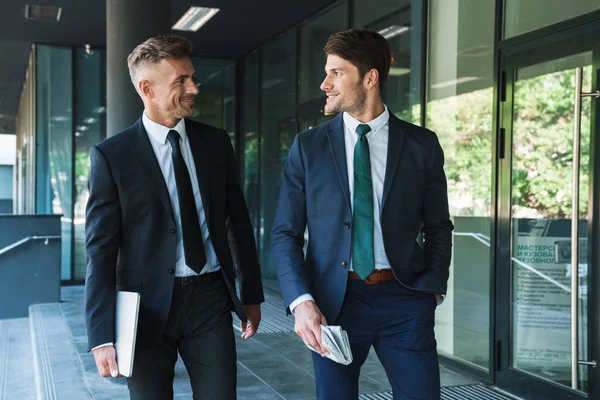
[115,291,141,377]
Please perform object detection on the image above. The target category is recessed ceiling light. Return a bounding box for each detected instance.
[378,25,409,39]
[172,7,219,32]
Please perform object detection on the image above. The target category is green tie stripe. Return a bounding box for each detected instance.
[352,124,375,280]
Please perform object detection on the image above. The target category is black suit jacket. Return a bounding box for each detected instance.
[85,117,264,351]
[272,112,454,323]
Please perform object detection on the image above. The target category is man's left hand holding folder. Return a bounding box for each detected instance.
[93,345,123,378]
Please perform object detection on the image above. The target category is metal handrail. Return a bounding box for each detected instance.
[453,232,491,246]
[0,235,61,257]
[453,231,580,296]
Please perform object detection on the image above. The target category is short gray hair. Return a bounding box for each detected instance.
[127,34,193,89]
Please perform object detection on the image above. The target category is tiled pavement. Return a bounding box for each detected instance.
[56,282,478,400]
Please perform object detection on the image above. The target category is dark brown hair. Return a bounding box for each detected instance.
[324,29,391,91]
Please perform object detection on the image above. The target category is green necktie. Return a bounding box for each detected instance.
[352,123,374,280]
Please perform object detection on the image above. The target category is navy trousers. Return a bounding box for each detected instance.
[312,278,440,400]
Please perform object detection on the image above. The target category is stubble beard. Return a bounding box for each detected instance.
[326,84,366,115]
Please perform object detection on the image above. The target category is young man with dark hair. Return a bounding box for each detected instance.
[272,29,453,400]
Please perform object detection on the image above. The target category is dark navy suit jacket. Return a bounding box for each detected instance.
[84,117,264,351]
[271,112,453,323]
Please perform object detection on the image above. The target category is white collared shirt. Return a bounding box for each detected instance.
[142,111,220,277]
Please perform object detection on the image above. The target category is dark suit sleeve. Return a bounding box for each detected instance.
[84,146,120,351]
[421,133,454,293]
[271,135,310,311]
[222,130,264,305]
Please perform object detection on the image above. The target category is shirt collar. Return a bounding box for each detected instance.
[142,110,187,145]
[343,104,390,136]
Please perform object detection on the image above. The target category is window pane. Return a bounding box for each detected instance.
[356,0,423,124]
[74,48,106,281]
[298,2,348,104]
[504,0,600,39]
[427,0,495,370]
[260,31,297,277]
[36,45,73,280]
[242,51,260,235]
[190,59,236,143]
[15,48,36,215]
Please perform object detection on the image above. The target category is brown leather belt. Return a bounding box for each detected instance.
[348,269,396,284]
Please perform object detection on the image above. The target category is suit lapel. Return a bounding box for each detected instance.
[129,118,175,222]
[382,114,406,209]
[185,120,211,222]
[326,114,351,211]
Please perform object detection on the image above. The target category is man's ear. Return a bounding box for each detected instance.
[139,80,153,99]
[364,69,379,90]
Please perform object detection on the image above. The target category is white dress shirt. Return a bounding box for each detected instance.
[91,112,220,351]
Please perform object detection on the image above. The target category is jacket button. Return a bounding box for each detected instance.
[341,261,348,268]
[344,222,351,229]
[169,228,176,234]
[168,268,175,275]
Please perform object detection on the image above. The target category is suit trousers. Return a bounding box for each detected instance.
[127,274,236,400]
[312,278,440,400]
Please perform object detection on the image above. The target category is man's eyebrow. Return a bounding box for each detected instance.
[171,73,195,83]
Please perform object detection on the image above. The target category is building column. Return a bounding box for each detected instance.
[106,0,171,136]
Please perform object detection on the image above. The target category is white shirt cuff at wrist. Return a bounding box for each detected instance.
[289,294,314,314]
[91,342,113,351]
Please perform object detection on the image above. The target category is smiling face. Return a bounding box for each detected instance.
[320,54,367,115]
[141,56,199,124]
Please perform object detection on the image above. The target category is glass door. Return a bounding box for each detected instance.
[496,31,600,400]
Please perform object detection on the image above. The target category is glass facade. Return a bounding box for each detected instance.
[504,0,600,39]
[74,48,107,280]
[427,0,495,370]
[355,0,423,124]
[241,51,260,234]
[190,59,236,140]
[15,46,36,215]
[259,31,297,277]
[298,2,348,105]
[36,45,74,280]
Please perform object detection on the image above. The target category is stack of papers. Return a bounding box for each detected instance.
[305,325,353,365]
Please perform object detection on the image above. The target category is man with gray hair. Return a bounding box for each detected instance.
[84,34,264,399]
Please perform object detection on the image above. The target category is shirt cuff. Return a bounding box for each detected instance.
[91,342,114,351]
[289,294,314,314]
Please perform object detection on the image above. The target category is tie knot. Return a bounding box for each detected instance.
[356,124,371,137]
[166,130,181,148]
